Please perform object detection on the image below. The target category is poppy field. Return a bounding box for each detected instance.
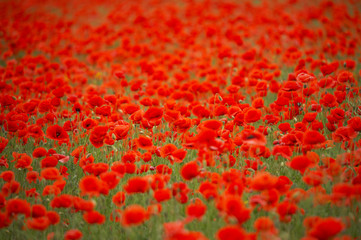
[1,0,361,239]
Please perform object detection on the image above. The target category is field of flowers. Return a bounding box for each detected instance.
[1,0,361,239]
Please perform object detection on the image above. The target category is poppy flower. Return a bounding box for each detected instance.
[124,177,149,194]
[50,194,73,208]
[320,93,337,108]
[278,122,291,132]
[26,216,50,231]
[347,117,361,132]
[143,107,163,123]
[320,63,338,76]
[112,191,126,207]
[83,211,105,225]
[40,168,60,180]
[199,181,218,200]
[89,126,108,148]
[156,165,172,175]
[307,217,344,240]
[100,171,120,190]
[250,172,278,191]
[26,171,39,183]
[282,81,302,91]
[12,153,32,169]
[303,170,325,186]
[0,212,11,228]
[46,125,69,142]
[277,201,298,223]
[121,204,149,226]
[171,149,187,163]
[289,155,314,175]
[303,130,326,145]
[244,108,262,123]
[6,198,31,217]
[254,216,278,234]
[79,175,102,197]
[53,154,70,164]
[122,103,140,115]
[0,171,14,182]
[112,125,130,140]
[46,211,60,225]
[40,156,58,168]
[136,136,153,149]
[272,145,293,160]
[0,137,9,154]
[32,147,47,158]
[42,185,61,197]
[238,129,266,146]
[64,229,83,240]
[82,118,98,130]
[217,225,247,240]
[160,144,178,158]
[186,199,206,219]
[332,126,357,142]
[73,197,95,212]
[199,120,223,131]
[180,161,199,180]
[303,112,318,123]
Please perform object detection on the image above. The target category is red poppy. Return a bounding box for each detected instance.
[272,145,293,160]
[32,147,47,158]
[303,130,326,145]
[122,103,140,115]
[143,107,163,122]
[278,122,291,132]
[332,126,357,142]
[79,175,102,197]
[26,171,39,183]
[12,153,32,169]
[244,108,262,123]
[289,155,314,175]
[83,211,105,225]
[40,156,58,168]
[26,216,50,231]
[154,188,172,202]
[82,118,98,130]
[250,172,278,191]
[238,129,266,146]
[0,171,14,182]
[46,211,60,225]
[199,120,223,131]
[112,125,130,140]
[112,191,126,207]
[307,217,344,240]
[217,225,247,240]
[160,144,178,157]
[347,116,361,132]
[320,93,337,108]
[124,177,149,194]
[180,161,199,180]
[277,201,298,223]
[136,136,153,149]
[89,126,108,148]
[186,199,206,219]
[0,137,9,154]
[50,194,73,208]
[40,168,60,180]
[6,198,31,218]
[121,205,149,226]
[73,197,95,212]
[46,125,69,142]
[254,216,277,234]
[64,229,83,240]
